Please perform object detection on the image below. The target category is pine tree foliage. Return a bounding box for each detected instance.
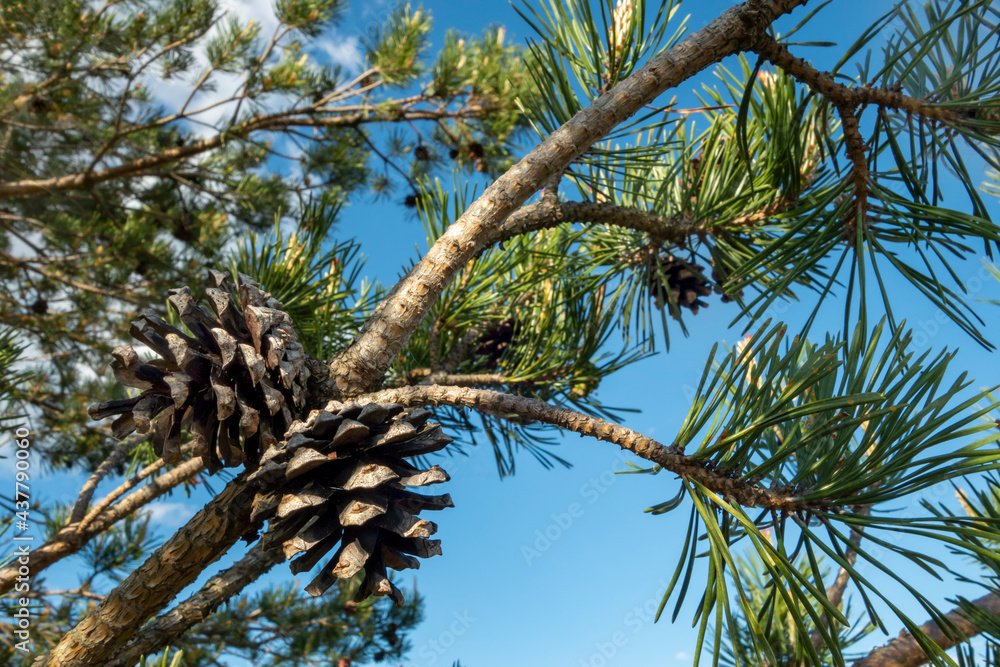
[5,0,1000,665]
[0,0,534,469]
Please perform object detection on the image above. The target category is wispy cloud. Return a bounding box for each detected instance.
[315,33,364,72]
[144,501,197,529]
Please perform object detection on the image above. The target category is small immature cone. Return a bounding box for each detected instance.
[646,254,713,317]
[88,271,310,472]
[473,318,517,369]
[249,402,454,606]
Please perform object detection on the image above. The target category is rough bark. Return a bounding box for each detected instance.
[853,591,1000,667]
[33,475,258,667]
[325,0,809,396]
[106,543,283,667]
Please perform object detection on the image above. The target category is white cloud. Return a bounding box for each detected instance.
[144,500,198,529]
[315,33,364,72]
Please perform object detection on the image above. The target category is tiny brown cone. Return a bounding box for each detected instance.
[250,402,453,606]
[646,254,713,317]
[474,318,517,369]
[88,271,310,472]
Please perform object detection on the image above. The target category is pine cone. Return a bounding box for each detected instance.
[711,259,742,304]
[248,402,453,606]
[88,271,310,472]
[474,319,517,369]
[647,254,713,317]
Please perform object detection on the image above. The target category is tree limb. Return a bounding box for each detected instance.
[69,439,139,524]
[0,458,203,596]
[324,0,809,397]
[106,543,284,667]
[337,384,826,513]
[0,108,480,199]
[496,198,706,246]
[33,475,258,667]
[754,36,976,125]
[852,591,1000,667]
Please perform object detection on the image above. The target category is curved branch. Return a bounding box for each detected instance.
[754,36,973,124]
[496,199,704,246]
[324,0,809,397]
[853,591,1000,667]
[337,385,822,513]
[69,439,138,524]
[106,543,283,667]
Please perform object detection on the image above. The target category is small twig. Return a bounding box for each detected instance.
[836,104,871,244]
[754,36,973,125]
[69,438,139,524]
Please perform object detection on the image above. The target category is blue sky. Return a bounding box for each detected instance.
[10,0,1000,666]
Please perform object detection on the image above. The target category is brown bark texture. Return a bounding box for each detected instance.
[853,592,1000,667]
[106,543,283,667]
[33,476,258,667]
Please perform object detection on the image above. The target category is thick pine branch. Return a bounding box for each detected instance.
[853,591,1000,667]
[33,475,257,667]
[106,543,284,667]
[324,0,809,396]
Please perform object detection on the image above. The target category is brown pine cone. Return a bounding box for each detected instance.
[88,271,310,472]
[646,254,713,317]
[248,402,453,606]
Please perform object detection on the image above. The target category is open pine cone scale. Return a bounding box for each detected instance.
[88,271,309,472]
[249,401,454,606]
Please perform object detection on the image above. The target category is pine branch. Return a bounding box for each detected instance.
[495,198,706,246]
[106,543,284,667]
[69,439,139,524]
[0,457,204,595]
[852,591,1000,667]
[33,476,258,667]
[0,107,480,199]
[338,385,828,513]
[837,104,872,244]
[324,0,810,397]
[754,36,978,124]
